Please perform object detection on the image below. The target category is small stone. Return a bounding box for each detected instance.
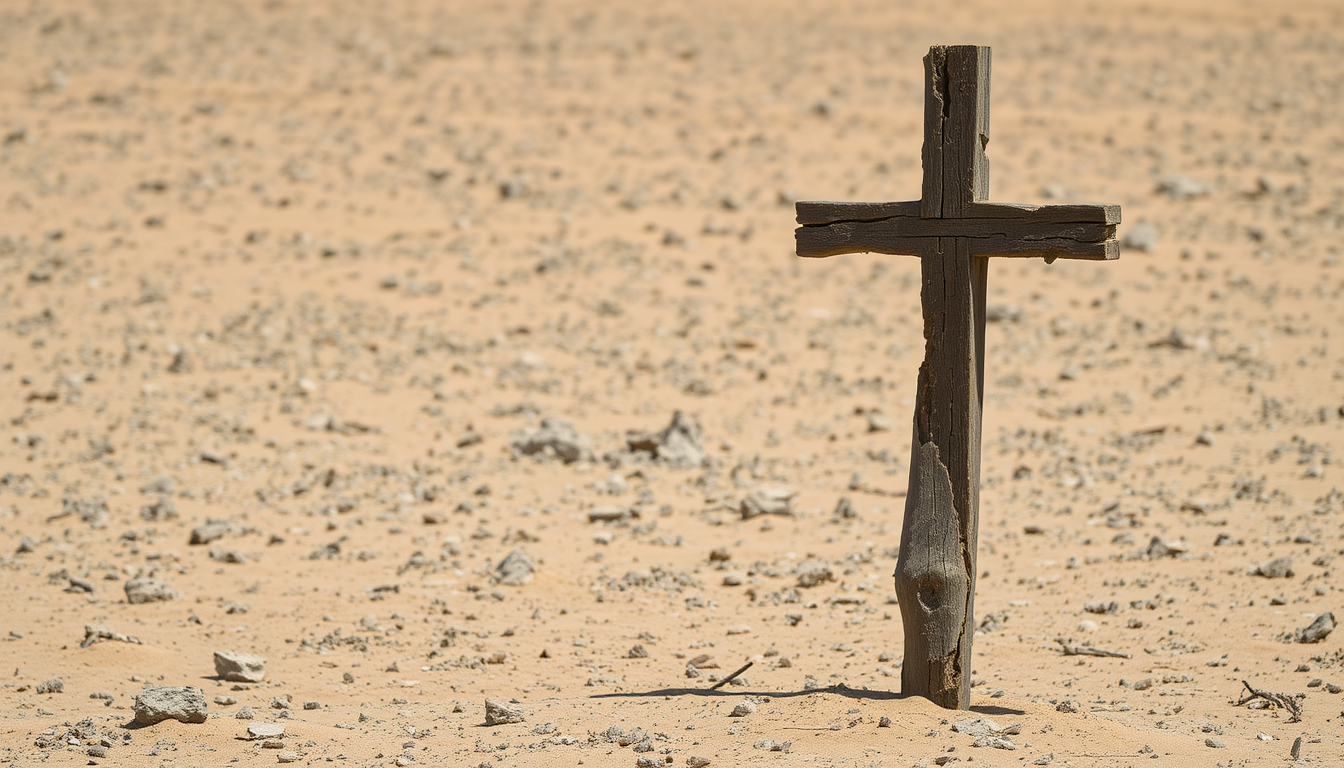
[878,716,892,728]
[729,700,757,717]
[236,706,257,719]
[36,678,63,694]
[509,418,592,464]
[1205,737,1226,748]
[1252,556,1295,579]
[214,650,266,682]
[627,644,649,659]
[303,701,320,710]
[133,685,208,725]
[484,698,525,726]
[1294,613,1335,644]
[1055,700,1079,714]
[277,752,299,763]
[343,672,355,683]
[87,745,108,758]
[1121,220,1160,253]
[248,723,285,740]
[190,519,230,545]
[214,695,237,705]
[125,576,179,604]
[687,757,711,767]
[493,547,536,586]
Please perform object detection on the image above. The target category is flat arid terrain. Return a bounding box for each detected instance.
[2,0,1343,765]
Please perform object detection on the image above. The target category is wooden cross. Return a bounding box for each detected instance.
[794,45,1120,710]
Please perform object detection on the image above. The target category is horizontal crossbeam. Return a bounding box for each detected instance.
[795,200,1119,260]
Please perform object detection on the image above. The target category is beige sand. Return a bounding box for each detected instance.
[2,0,1343,765]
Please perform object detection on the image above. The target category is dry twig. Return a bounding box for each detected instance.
[1235,679,1303,723]
[709,661,753,691]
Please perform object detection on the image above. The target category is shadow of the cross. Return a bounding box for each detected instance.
[590,683,1025,715]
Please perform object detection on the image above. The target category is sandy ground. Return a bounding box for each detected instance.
[2,0,1344,766]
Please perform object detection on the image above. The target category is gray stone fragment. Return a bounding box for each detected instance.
[190,519,230,545]
[236,706,256,719]
[36,678,63,694]
[247,722,285,740]
[483,698,524,726]
[493,547,535,586]
[509,418,592,464]
[1294,612,1335,644]
[1121,220,1160,253]
[729,699,757,717]
[740,488,794,519]
[214,650,266,682]
[133,685,208,725]
[125,576,179,604]
[1252,556,1294,579]
[140,497,178,521]
[654,411,707,468]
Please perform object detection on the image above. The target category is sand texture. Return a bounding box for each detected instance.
[2,0,1344,765]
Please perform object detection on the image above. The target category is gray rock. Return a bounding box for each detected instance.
[62,497,109,528]
[1155,174,1213,199]
[484,698,525,726]
[1121,220,1160,253]
[133,685,208,725]
[653,411,708,468]
[247,722,285,740]
[1294,612,1335,644]
[729,699,757,717]
[140,497,178,521]
[214,650,266,682]
[687,758,711,768]
[125,576,179,604]
[510,418,592,463]
[1252,556,1294,579]
[493,547,535,586]
[36,678,63,694]
[236,706,256,719]
[190,519,230,545]
[740,488,794,519]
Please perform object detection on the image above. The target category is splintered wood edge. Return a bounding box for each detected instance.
[796,200,1121,226]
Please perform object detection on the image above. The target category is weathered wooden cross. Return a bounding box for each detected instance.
[794,45,1121,709]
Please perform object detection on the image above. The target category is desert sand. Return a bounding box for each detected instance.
[2,0,1343,765]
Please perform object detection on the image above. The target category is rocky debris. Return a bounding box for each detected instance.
[214,650,267,682]
[54,497,109,528]
[740,488,794,519]
[236,706,256,719]
[1252,556,1294,579]
[728,699,757,717]
[36,678,63,694]
[140,497,178,521]
[621,411,709,468]
[1292,613,1335,644]
[493,547,535,586]
[133,685,208,725]
[247,723,285,740]
[278,751,300,763]
[1121,220,1160,252]
[124,576,179,604]
[484,698,525,725]
[81,624,142,648]
[509,418,592,463]
[832,497,858,521]
[1145,536,1189,558]
[190,519,231,545]
[794,559,834,588]
[686,758,711,768]
[587,506,634,523]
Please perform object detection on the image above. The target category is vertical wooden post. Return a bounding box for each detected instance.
[893,45,990,710]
